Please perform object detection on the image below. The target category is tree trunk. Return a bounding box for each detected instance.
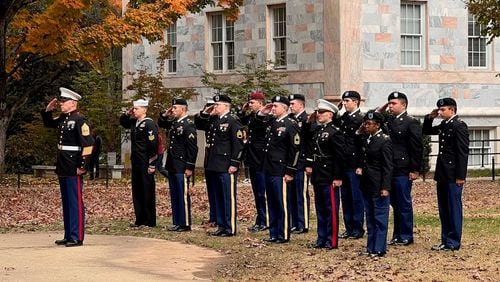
[0,115,9,173]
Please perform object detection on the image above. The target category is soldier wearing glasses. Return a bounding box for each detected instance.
[305,99,345,249]
[195,94,244,237]
[158,98,198,232]
[357,110,393,257]
[423,98,469,251]
[120,98,159,228]
[42,88,94,247]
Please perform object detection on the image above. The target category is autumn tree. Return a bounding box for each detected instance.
[0,0,242,172]
[467,0,500,42]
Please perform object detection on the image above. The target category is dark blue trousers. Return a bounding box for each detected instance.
[314,184,340,248]
[265,175,291,241]
[340,170,365,236]
[390,176,414,241]
[131,167,156,227]
[209,171,237,235]
[58,176,85,242]
[168,173,191,227]
[249,168,268,227]
[290,171,310,230]
[364,193,390,254]
[436,182,463,249]
[205,169,217,223]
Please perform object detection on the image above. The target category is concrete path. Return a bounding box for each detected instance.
[0,233,223,281]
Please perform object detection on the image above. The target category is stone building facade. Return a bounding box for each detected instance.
[122,0,500,169]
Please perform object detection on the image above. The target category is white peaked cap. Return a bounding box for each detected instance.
[133,98,149,107]
[59,87,82,101]
[316,99,339,114]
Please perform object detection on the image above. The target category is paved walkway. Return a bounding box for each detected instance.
[0,233,223,281]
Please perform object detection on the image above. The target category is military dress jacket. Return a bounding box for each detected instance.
[360,130,393,196]
[239,111,268,169]
[306,121,346,186]
[41,110,94,177]
[158,115,198,173]
[261,115,300,176]
[120,114,159,169]
[423,115,469,183]
[386,112,423,176]
[195,112,244,173]
[334,108,364,170]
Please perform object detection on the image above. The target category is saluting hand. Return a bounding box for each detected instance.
[377,102,389,113]
[307,111,317,123]
[46,98,58,112]
[260,104,273,115]
[428,108,439,118]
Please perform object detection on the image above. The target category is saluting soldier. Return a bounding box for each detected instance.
[238,91,269,232]
[120,99,159,228]
[288,94,310,234]
[379,91,423,246]
[423,98,469,251]
[305,99,345,249]
[335,90,366,240]
[158,98,198,232]
[357,110,393,257]
[196,94,244,237]
[260,96,300,244]
[194,97,217,225]
[42,88,94,247]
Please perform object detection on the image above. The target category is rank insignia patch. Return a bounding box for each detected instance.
[81,123,90,136]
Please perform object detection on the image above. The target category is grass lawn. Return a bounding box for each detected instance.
[0,175,499,280]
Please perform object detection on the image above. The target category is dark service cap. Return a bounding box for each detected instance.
[288,94,305,102]
[437,97,457,107]
[388,91,408,104]
[364,110,385,124]
[213,94,232,104]
[272,96,290,107]
[342,90,361,100]
[172,98,188,106]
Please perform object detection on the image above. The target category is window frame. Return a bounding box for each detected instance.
[208,13,235,73]
[269,4,287,70]
[468,128,493,167]
[467,14,488,69]
[166,22,177,74]
[400,2,425,68]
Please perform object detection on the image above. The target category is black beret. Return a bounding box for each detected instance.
[364,110,385,124]
[288,94,305,101]
[272,96,290,106]
[342,91,361,100]
[437,97,457,107]
[172,98,187,106]
[213,94,231,104]
[388,91,408,103]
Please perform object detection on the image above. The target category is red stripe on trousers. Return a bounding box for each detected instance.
[330,185,338,248]
[77,175,83,241]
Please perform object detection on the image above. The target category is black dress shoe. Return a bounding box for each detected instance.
[431,244,447,251]
[263,237,278,243]
[248,225,267,233]
[388,238,400,245]
[339,231,351,239]
[55,239,68,245]
[292,228,308,234]
[168,225,180,231]
[129,223,140,228]
[348,233,364,239]
[323,243,337,250]
[396,239,414,246]
[312,243,325,249]
[219,232,234,237]
[369,251,386,258]
[65,240,83,247]
[210,229,225,236]
[275,238,289,244]
[358,251,371,256]
[176,226,191,232]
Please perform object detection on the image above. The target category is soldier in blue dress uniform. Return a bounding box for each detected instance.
[288,94,310,234]
[305,99,345,249]
[42,88,94,247]
[238,91,269,232]
[358,110,393,257]
[423,98,469,251]
[120,98,159,228]
[335,90,365,240]
[158,98,198,232]
[260,96,300,243]
[379,91,423,246]
[195,94,244,237]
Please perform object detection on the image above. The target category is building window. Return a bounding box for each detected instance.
[400,3,423,66]
[469,129,491,166]
[271,5,287,69]
[166,23,177,73]
[210,14,235,72]
[468,14,487,68]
